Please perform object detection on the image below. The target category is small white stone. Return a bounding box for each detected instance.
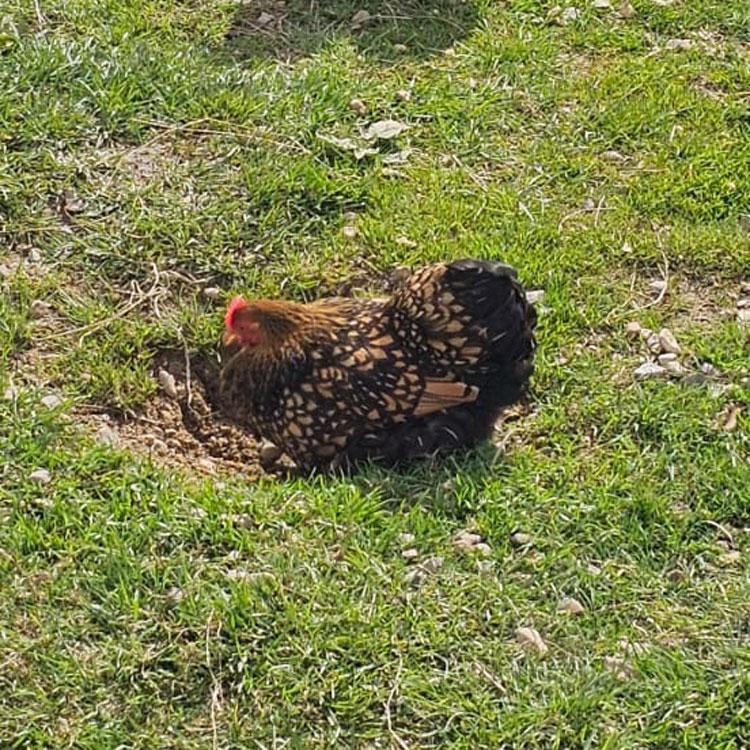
[165,587,184,606]
[474,543,492,557]
[592,0,611,8]
[342,225,357,241]
[256,11,274,26]
[561,6,581,23]
[402,548,419,560]
[348,98,367,116]
[658,328,681,355]
[634,361,667,381]
[398,532,416,545]
[97,424,120,448]
[649,279,667,294]
[526,289,545,304]
[557,596,585,615]
[601,149,625,162]
[618,1,636,18]
[29,468,51,484]
[157,369,178,399]
[510,532,533,547]
[738,309,750,326]
[395,89,411,102]
[625,321,642,339]
[453,530,482,550]
[646,333,662,354]
[41,394,62,409]
[202,287,222,301]
[515,627,548,655]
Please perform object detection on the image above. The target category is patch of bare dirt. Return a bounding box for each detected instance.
[83,350,292,480]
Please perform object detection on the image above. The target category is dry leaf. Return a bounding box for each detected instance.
[362,119,408,140]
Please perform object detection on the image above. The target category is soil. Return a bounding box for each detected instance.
[85,350,293,479]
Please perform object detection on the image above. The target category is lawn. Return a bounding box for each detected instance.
[1,0,750,747]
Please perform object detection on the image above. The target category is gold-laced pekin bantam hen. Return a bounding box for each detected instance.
[219,260,537,469]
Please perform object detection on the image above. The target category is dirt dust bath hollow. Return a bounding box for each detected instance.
[86,350,294,479]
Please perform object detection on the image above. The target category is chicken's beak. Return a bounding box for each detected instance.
[222,330,238,347]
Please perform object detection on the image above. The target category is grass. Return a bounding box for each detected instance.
[2,0,750,746]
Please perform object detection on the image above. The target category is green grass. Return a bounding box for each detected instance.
[2,0,750,746]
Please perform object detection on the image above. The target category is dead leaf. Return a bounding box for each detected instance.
[362,119,408,141]
[317,133,378,160]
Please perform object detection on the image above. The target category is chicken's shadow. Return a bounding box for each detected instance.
[224,0,480,63]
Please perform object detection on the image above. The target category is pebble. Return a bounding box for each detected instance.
[453,530,483,551]
[3,384,18,401]
[473,543,493,557]
[393,43,408,54]
[649,279,667,294]
[202,287,222,301]
[625,321,642,339]
[398,532,415,545]
[157,369,178,399]
[515,627,548,655]
[165,587,184,606]
[510,532,533,547]
[661,358,685,377]
[526,290,545,305]
[41,394,62,409]
[348,98,367,116]
[601,149,625,162]
[395,89,411,102]
[342,225,357,241]
[658,328,681,355]
[97,424,120,448]
[634,361,667,381]
[561,7,581,23]
[402,548,419,560]
[738,309,750,326]
[557,597,585,615]
[29,468,52,484]
[646,333,662,354]
[618,1,636,17]
[592,0,611,8]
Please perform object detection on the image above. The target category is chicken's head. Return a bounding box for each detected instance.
[223,297,263,348]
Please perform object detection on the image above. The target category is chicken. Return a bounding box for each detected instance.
[219,259,536,469]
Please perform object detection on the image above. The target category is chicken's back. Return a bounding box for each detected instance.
[354,259,537,462]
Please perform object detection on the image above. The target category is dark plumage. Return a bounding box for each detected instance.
[219,260,537,469]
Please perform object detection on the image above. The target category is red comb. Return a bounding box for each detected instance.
[225,297,248,329]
